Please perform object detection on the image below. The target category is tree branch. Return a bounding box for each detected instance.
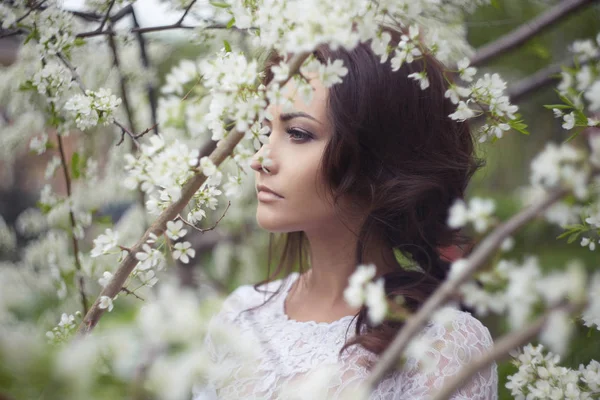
[130,8,159,136]
[431,301,584,400]
[97,0,117,33]
[507,53,600,103]
[56,134,89,315]
[364,188,569,390]
[471,0,599,67]
[107,22,137,135]
[76,52,311,335]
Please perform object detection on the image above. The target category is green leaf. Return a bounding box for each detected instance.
[71,152,81,179]
[490,0,500,9]
[96,215,113,224]
[510,119,529,135]
[223,40,232,53]
[567,232,581,244]
[210,1,230,8]
[393,248,423,273]
[543,104,572,110]
[226,17,236,29]
[19,81,36,92]
[564,130,579,143]
[73,37,86,47]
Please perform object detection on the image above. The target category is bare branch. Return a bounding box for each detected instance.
[130,8,159,136]
[56,134,89,315]
[176,0,197,26]
[431,301,584,400]
[508,53,600,103]
[120,287,145,301]
[97,0,117,33]
[76,52,311,335]
[471,0,599,67]
[364,188,569,390]
[107,21,137,135]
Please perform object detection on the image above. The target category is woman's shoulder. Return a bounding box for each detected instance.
[422,306,493,348]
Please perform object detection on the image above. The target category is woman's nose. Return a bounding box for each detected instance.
[250,144,276,175]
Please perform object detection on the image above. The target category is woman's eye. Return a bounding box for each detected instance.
[286,128,312,142]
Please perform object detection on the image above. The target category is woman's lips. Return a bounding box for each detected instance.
[257,190,283,202]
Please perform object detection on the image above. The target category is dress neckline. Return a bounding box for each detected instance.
[277,272,357,328]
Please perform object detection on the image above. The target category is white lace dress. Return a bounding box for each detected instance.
[193,272,498,400]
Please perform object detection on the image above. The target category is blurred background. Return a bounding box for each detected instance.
[1,1,599,399]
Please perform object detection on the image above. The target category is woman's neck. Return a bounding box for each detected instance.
[291,220,395,309]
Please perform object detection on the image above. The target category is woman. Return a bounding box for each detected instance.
[195,26,497,399]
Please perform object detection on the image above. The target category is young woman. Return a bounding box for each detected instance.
[194,26,497,399]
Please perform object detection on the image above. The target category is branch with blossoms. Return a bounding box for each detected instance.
[363,188,568,390]
[76,52,311,334]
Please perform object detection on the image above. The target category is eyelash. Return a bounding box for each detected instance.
[265,128,313,142]
[286,128,312,142]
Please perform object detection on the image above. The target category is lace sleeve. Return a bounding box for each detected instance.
[381,309,498,400]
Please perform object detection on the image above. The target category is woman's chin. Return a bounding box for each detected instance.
[256,213,293,233]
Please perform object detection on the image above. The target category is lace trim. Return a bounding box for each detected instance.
[276,272,357,328]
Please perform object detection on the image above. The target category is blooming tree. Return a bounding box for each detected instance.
[0,0,600,399]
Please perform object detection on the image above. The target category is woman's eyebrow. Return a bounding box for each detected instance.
[280,111,321,125]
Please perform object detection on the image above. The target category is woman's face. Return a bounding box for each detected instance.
[250,75,338,233]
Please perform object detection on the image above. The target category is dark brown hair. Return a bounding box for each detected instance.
[253,25,482,357]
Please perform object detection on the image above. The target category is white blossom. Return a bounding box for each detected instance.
[449,101,475,121]
[562,112,575,130]
[407,71,429,90]
[173,241,195,264]
[30,133,49,155]
[584,81,600,111]
[166,220,188,240]
[457,57,476,82]
[200,156,217,177]
[364,278,387,325]
[90,229,119,258]
[98,271,113,288]
[99,295,114,312]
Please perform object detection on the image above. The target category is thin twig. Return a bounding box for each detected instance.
[431,301,584,400]
[131,8,159,136]
[56,134,89,315]
[471,0,599,66]
[56,52,86,92]
[76,52,311,335]
[364,188,569,390]
[97,0,117,33]
[176,201,232,233]
[120,287,145,301]
[107,22,138,135]
[13,0,47,26]
[115,122,157,147]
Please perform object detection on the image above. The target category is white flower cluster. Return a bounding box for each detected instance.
[33,6,76,56]
[447,197,496,233]
[64,88,122,131]
[557,35,600,113]
[123,135,217,217]
[530,142,589,200]
[343,264,388,325]
[459,257,590,355]
[447,65,519,142]
[90,228,119,258]
[46,312,81,344]
[30,61,73,102]
[506,344,600,399]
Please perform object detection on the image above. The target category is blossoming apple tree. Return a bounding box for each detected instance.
[0,0,600,398]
